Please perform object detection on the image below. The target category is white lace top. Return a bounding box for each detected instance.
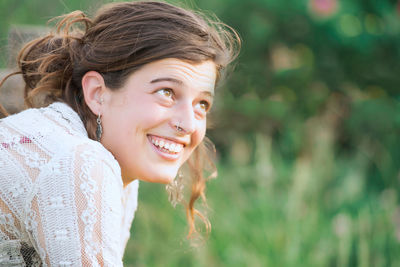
[0,102,139,266]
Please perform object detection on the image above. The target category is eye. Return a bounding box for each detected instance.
[197,100,211,113]
[157,88,174,98]
[200,101,210,111]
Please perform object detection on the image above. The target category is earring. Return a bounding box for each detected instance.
[166,172,184,208]
[96,113,102,142]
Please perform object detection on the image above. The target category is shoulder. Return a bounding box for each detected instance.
[2,103,121,179]
[1,102,87,145]
[42,139,122,188]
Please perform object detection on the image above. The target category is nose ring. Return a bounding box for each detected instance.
[175,122,184,132]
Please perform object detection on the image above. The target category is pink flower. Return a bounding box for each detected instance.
[309,0,339,18]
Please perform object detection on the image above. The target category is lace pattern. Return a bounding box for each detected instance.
[0,102,139,266]
[79,149,101,265]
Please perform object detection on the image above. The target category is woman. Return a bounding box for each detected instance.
[0,1,239,266]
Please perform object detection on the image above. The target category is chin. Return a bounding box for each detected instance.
[143,176,174,184]
[139,170,177,184]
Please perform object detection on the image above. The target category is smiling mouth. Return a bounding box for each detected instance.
[148,135,184,155]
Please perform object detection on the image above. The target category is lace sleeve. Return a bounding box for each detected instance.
[24,143,125,266]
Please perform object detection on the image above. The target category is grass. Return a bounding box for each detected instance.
[124,99,400,266]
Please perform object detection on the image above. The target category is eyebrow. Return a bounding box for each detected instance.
[150,77,183,85]
[201,91,214,98]
[150,77,214,98]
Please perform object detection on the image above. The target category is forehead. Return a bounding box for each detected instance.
[134,58,217,90]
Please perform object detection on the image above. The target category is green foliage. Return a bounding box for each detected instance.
[0,0,107,67]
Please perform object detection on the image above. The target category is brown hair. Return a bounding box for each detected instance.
[0,1,240,239]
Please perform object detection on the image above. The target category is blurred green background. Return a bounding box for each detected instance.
[1,0,400,266]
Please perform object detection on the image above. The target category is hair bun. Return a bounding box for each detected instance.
[16,11,92,107]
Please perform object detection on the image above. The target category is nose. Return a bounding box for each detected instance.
[171,101,196,135]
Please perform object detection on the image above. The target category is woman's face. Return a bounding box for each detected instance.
[100,58,216,185]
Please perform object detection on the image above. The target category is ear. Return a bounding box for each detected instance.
[81,71,106,115]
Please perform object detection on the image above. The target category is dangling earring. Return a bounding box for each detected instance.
[166,172,184,208]
[96,113,102,142]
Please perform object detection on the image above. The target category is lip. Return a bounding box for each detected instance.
[147,134,184,161]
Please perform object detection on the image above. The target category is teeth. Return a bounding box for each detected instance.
[170,143,176,151]
[150,136,183,154]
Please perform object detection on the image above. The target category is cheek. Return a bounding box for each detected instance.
[192,121,207,147]
[135,108,169,132]
[118,100,167,131]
